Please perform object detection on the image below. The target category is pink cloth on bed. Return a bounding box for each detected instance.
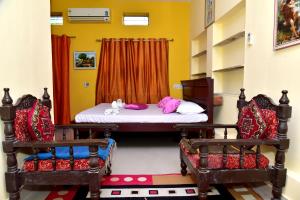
[157,96,172,108]
[124,103,148,110]
[162,98,181,114]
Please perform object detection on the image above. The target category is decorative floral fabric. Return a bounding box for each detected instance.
[14,109,31,141]
[180,143,269,169]
[237,100,267,139]
[23,158,105,172]
[27,100,54,141]
[261,109,279,139]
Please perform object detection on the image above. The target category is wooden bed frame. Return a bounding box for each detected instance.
[76,77,214,133]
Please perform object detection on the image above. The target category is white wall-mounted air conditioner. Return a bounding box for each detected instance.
[68,8,110,22]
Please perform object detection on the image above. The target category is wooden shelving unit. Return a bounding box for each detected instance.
[211,0,245,124]
[189,0,246,123]
[211,0,245,95]
[190,30,207,79]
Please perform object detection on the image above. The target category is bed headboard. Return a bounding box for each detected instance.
[181,77,214,123]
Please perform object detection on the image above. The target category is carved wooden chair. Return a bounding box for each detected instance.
[176,89,292,200]
[0,88,118,200]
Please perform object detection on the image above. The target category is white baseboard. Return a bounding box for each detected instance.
[283,170,300,200]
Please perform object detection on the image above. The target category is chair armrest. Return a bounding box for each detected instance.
[189,138,289,149]
[12,139,109,148]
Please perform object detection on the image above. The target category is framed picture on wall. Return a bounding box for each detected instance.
[205,0,215,27]
[74,51,96,69]
[274,0,300,50]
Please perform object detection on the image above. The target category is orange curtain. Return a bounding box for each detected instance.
[51,34,71,124]
[95,38,169,104]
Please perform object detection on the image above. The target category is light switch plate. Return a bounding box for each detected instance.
[83,82,89,88]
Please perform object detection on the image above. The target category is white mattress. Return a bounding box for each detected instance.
[75,103,208,123]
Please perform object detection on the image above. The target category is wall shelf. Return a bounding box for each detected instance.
[213,65,244,72]
[192,50,207,57]
[213,0,245,46]
[192,72,206,76]
[214,31,245,47]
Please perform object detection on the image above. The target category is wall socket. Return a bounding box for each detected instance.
[173,83,183,89]
[83,82,89,88]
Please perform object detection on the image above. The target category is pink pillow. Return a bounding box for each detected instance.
[124,103,148,110]
[163,99,181,114]
[157,96,172,108]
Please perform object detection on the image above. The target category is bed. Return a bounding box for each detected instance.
[74,77,214,133]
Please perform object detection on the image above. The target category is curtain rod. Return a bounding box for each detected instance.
[95,38,174,42]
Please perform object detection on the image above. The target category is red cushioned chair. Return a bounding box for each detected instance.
[0,88,118,200]
[176,89,292,200]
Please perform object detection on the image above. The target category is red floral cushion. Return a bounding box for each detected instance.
[237,100,267,139]
[180,144,269,169]
[27,100,54,141]
[14,109,31,141]
[23,158,105,172]
[261,109,279,139]
[185,153,269,169]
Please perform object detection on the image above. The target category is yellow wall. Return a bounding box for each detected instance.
[51,0,191,119]
[0,0,53,199]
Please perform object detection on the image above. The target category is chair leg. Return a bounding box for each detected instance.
[89,174,100,200]
[6,173,20,200]
[271,185,283,200]
[197,170,210,200]
[180,159,187,176]
[197,181,209,200]
[9,192,20,200]
[106,162,112,176]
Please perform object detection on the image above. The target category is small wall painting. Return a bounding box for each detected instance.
[205,0,215,27]
[74,51,96,69]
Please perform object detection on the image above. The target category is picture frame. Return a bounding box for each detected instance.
[274,0,300,50]
[205,0,215,28]
[74,51,96,69]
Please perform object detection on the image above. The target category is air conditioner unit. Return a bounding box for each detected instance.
[68,8,110,22]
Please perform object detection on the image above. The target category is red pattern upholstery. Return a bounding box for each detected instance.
[261,109,279,139]
[180,143,269,169]
[23,158,105,172]
[237,100,267,139]
[14,109,31,141]
[27,100,54,141]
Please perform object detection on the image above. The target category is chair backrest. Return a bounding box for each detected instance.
[236,88,292,140]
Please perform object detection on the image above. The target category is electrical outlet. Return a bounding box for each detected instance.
[173,83,183,89]
[83,82,89,88]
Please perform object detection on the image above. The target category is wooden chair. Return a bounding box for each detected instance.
[0,88,118,200]
[176,89,292,200]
